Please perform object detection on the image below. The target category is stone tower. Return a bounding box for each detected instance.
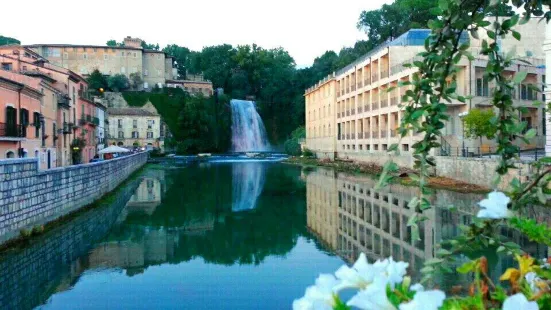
[123,36,143,49]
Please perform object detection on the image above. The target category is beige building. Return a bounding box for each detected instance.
[305,19,546,158]
[107,107,162,149]
[166,75,214,97]
[26,37,176,90]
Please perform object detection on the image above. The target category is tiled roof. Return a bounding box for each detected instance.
[107,107,159,116]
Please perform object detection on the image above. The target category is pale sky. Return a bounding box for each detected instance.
[0,0,391,68]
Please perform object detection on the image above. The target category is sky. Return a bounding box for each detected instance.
[0,0,391,68]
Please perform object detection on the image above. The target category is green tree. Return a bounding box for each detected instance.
[284,127,305,156]
[163,44,197,77]
[0,35,20,46]
[106,40,123,47]
[108,74,130,92]
[86,69,108,94]
[129,72,143,90]
[463,108,497,145]
[141,41,160,50]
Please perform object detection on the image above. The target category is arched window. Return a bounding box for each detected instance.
[6,151,15,158]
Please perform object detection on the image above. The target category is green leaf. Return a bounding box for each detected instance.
[525,128,536,140]
[512,30,521,41]
[457,260,477,274]
[411,110,425,121]
[513,71,528,84]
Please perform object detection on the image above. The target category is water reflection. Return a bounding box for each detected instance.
[232,163,266,212]
[304,167,550,285]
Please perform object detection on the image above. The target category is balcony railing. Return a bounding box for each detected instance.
[79,90,94,101]
[381,130,388,138]
[391,129,397,137]
[346,134,350,140]
[63,122,71,134]
[337,91,341,97]
[351,108,356,115]
[79,118,86,126]
[0,123,25,138]
[357,82,362,89]
[351,85,356,91]
[364,78,370,85]
[93,117,100,126]
[358,106,363,113]
[372,131,379,139]
[364,104,370,112]
[57,95,71,108]
[86,114,92,123]
[346,110,350,116]
[381,70,389,79]
[364,132,370,139]
[372,74,379,82]
[381,99,388,108]
[351,133,355,139]
[358,132,363,139]
[337,112,341,118]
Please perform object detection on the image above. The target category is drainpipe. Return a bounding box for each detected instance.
[18,86,22,157]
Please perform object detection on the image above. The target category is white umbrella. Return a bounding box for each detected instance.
[98,145,131,154]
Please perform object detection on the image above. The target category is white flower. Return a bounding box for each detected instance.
[525,272,549,294]
[410,283,424,292]
[476,191,511,219]
[540,258,550,269]
[292,274,340,310]
[347,275,396,310]
[334,253,386,290]
[502,293,539,310]
[386,257,409,289]
[399,290,446,310]
[334,254,409,291]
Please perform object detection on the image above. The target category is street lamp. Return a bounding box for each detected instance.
[458,111,468,157]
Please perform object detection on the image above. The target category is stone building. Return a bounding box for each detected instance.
[305,19,546,159]
[26,37,176,90]
[166,79,213,97]
[107,107,161,149]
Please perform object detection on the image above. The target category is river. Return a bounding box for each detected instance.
[0,161,548,309]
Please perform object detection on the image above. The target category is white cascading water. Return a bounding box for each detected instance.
[231,163,266,212]
[230,99,271,152]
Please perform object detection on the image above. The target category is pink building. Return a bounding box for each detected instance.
[0,70,43,159]
[0,45,97,165]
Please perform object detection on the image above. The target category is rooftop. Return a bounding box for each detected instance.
[107,107,159,117]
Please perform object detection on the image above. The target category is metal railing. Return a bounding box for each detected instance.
[346,110,350,116]
[358,106,363,113]
[439,147,545,161]
[346,134,350,140]
[79,118,86,126]
[364,132,370,139]
[364,78,370,86]
[0,123,25,138]
[372,74,379,83]
[337,112,341,118]
[57,95,71,108]
[351,108,356,115]
[351,85,356,91]
[372,131,379,138]
[381,70,389,79]
[390,129,397,137]
[352,133,356,139]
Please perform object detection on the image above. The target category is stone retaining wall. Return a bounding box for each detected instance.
[0,152,148,245]
[333,151,530,190]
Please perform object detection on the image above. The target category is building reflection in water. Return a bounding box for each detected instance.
[305,167,550,284]
[231,163,266,212]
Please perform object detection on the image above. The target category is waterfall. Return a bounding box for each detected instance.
[230,99,271,152]
[232,163,266,212]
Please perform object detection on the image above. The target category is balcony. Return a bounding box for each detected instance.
[364,104,370,112]
[364,132,370,139]
[372,74,379,83]
[351,108,355,115]
[381,99,388,108]
[391,129,397,137]
[364,78,370,85]
[381,130,388,138]
[390,97,398,106]
[86,114,92,123]
[352,133,355,139]
[346,134,350,140]
[79,90,94,102]
[57,95,71,109]
[357,82,362,89]
[337,112,341,118]
[358,106,363,113]
[0,123,25,140]
[351,85,356,91]
[373,101,379,110]
[372,131,379,139]
[93,117,100,126]
[79,118,86,126]
[358,132,363,139]
[346,110,350,117]
[337,91,341,97]
[381,70,389,79]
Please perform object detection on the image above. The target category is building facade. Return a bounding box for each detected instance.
[305,20,546,158]
[26,37,176,91]
[107,107,161,149]
[166,79,213,97]
[0,45,101,166]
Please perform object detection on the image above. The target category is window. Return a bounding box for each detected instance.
[118,131,124,138]
[23,65,28,71]
[144,69,148,76]
[522,116,533,134]
[520,84,537,100]
[133,119,137,128]
[83,53,88,59]
[147,132,153,139]
[147,120,154,129]
[104,54,108,60]
[476,77,489,97]
[118,119,122,128]
[53,123,57,147]
[402,144,409,152]
[63,53,68,59]
[133,52,137,58]
[132,131,139,138]
[1,63,13,71]
[33,112,41,138]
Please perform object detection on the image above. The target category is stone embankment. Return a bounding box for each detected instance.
[0,152,148,245]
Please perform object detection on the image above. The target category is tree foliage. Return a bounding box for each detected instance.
[141,41,160,50]
[284,126,305,156]
[0,35,20,46]
[128,72,143,90]
[106,40,123,47]
[86,69,108,94]
[107,74,130,92]
[463,108,497,140]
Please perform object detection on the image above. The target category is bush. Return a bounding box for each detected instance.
[284,126,305,156]
[302,148,315,158]
[108,74,130,92]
